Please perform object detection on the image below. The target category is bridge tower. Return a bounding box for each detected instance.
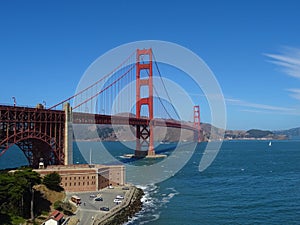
[63,103,73,165]
[135,49,155,157]
[194,105,201,142]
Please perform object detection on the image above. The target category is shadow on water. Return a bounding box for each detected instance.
[73,141,184,166]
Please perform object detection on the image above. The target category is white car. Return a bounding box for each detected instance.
[113,199,122,204]
[108,185,114,189]
[116,195,124,199]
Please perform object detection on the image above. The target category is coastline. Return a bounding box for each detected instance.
[92,186,144,225]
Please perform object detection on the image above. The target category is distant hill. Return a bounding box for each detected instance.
[72,123,297,142]
[246,129,273,138]
[273,127,300,138]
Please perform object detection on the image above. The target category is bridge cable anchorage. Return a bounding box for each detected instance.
[73,64,135,110]
[49,50,136,110]
[152,52,181,120]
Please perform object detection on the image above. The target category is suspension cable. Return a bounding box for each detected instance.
[140,53,176,120]
[152,51,180,120]
[73,64,135,110]
[50,50,136,109]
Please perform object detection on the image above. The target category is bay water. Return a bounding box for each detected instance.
[1,140,299,224]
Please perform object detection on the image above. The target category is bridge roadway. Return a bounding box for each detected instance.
[73,112,196,131]
[0,105,196,131]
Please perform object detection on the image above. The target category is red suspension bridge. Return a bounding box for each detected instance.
[0,49,201,168]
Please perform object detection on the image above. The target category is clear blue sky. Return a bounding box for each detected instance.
[0,0,299,130]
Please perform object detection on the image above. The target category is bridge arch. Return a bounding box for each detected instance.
[0,105,66,168]
[0,131,64,168]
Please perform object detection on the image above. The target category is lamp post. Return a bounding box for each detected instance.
[12,96,16,107]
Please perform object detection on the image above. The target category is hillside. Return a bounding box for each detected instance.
[72,123,296,142]
[224,129,287,140]
[73,124,196,142]
[273,127,300,138]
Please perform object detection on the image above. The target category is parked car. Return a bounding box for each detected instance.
[122,187,130,190]
[89,194,96,198]
[114,199,122,204]
[94,197,103,201]
[108,185,114,189]
[116,195,124,199]
[100,207,109,211]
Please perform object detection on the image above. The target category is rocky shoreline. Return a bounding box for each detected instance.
[96,187,144,225]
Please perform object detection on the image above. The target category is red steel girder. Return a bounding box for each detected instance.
[0,105,65,167]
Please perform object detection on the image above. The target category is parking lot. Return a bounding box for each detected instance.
[67,186,130,213]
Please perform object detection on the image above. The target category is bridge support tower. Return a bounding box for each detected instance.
[194,105,201,142]
[135,49,155,157]
[64,103,73,165]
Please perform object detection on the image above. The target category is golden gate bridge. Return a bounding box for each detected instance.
[0,48,201,168]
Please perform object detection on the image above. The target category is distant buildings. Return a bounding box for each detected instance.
[35,164,125,192]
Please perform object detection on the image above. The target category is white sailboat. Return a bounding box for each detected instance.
[268,141,272,147]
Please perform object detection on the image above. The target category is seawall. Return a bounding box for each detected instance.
[93,186,144,225]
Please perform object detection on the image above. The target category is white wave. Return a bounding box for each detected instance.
[161,189,179,203]
[125,185,179,225]
[140,214,160,225]
[166,187,180,195]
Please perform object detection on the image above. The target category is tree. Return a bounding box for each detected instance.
[0,168,41,219]
[43,172,63,191]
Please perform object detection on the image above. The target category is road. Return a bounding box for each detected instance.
[66,186,130,225]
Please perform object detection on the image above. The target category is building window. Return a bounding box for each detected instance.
[70,183,71,186]
[65,183,67,186]
[78,182,80,186]
[83,182,85,185]
[87,181,89,185]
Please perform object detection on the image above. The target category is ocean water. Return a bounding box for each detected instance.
[1,140,300,224]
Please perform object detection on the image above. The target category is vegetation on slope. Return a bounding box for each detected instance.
[0,169,66,225]
[0,168,41,223]
[246,129,273,138]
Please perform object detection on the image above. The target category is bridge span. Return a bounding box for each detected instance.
[0,104,199,168]
[0,48,201,168]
